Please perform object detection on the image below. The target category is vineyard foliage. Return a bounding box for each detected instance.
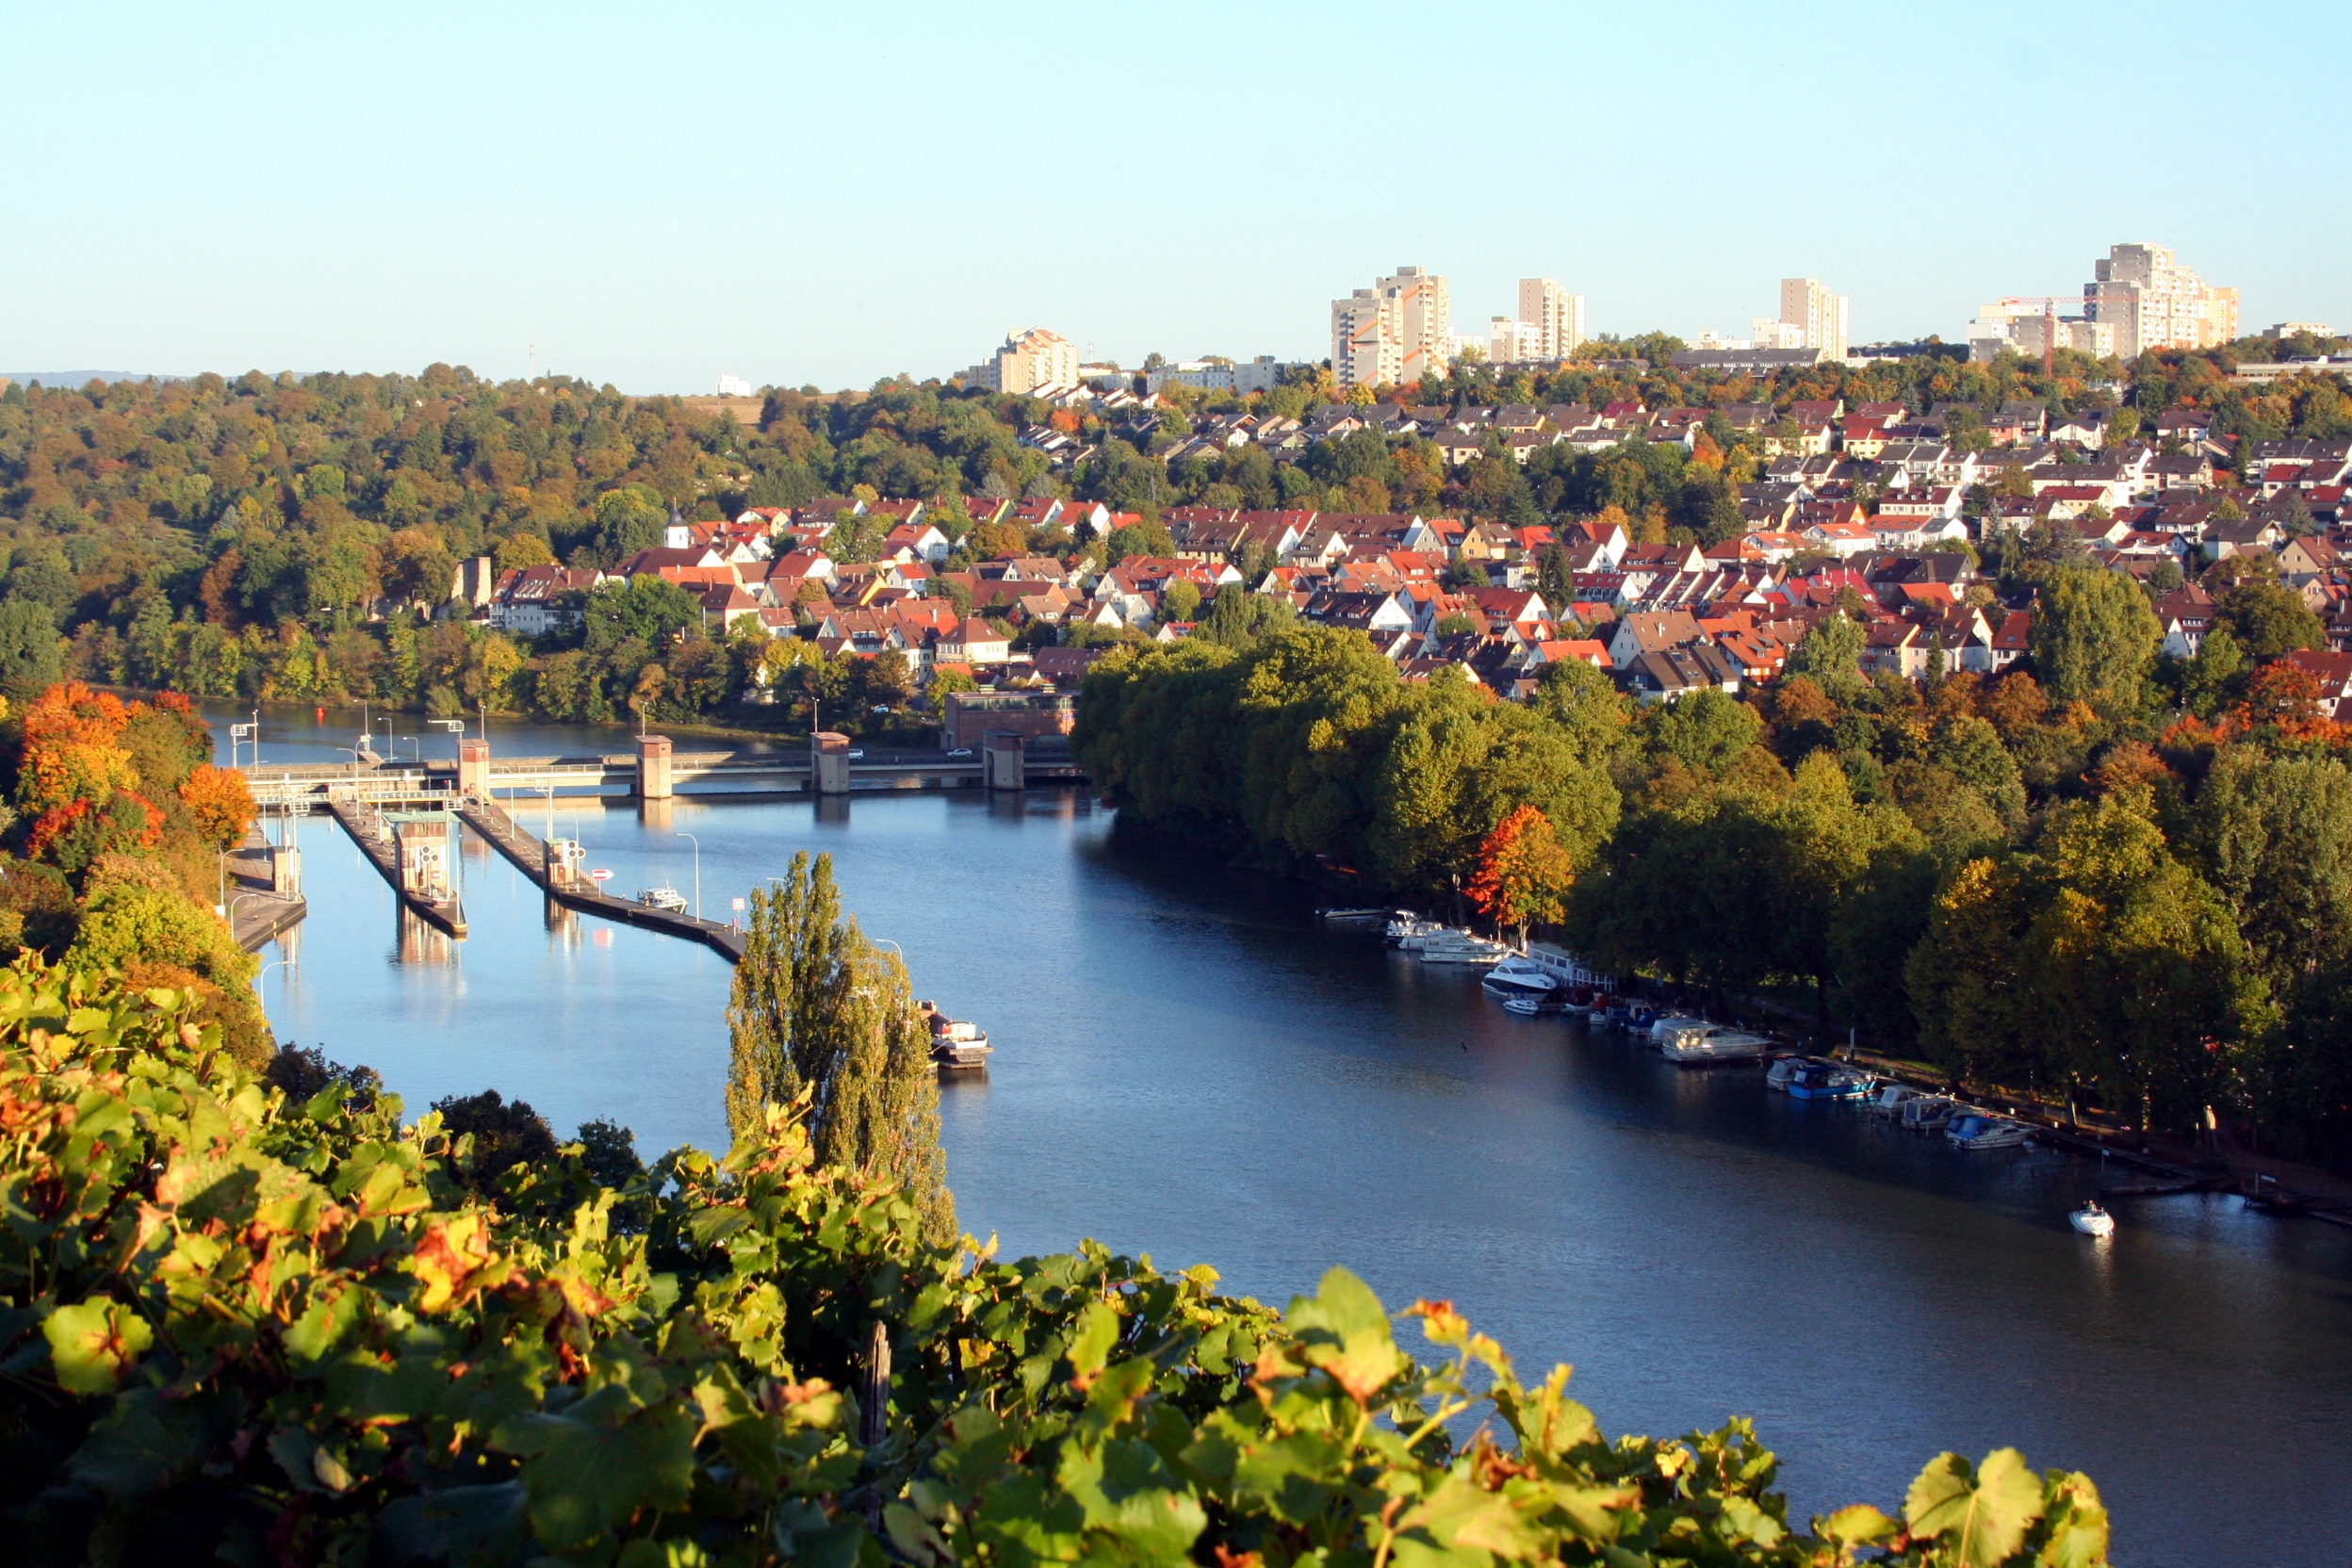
[0,957,2107,1566]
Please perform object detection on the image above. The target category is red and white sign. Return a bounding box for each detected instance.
[588,868,613,882]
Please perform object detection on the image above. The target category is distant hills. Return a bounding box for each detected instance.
[0,372,188,387]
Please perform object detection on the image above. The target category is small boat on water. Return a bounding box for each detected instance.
[1480,956,1558,996]
[1318,906,1395,922]
[1418,931,1511,966]
[2069,1201,2115,1237]
[1947,1112,2032,1150]
[1787,1062,1875,1101]
[1899,1094,1957,1133]
[1868,1083,1927,1117]
[1502,994,1550,1016]
[1764,1055,1802,1092]
[1385,914,1447,950]
[922,1004,992,1070]
[1661,1026,1772,1066]
[636,887,690,913]
[1644,1013,1707,1048]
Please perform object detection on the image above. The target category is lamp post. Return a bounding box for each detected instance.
[254,957,293,995]
[678,832,700,921]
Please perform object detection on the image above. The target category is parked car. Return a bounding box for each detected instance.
[846,748,865,760]
[946,747,974,758]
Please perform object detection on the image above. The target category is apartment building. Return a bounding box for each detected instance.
[2084,243,2240,359]
[1331,266,1450,388]
[1778,278,1852,361]
[971,327,1081,395]
[1515,278,1587,359]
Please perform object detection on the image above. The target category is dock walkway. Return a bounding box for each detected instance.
[225,825,306,953]
[323,797,466,937]
[458,796,744,963]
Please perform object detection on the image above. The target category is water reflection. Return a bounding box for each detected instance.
[224,710,2352,1567]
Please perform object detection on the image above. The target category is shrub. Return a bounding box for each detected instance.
[0,957,2112,1567]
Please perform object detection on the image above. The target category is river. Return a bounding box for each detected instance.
[224,706,2352,1566]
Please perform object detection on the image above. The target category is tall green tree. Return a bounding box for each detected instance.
[2028,566,2159,713]
[725,851,953,1243]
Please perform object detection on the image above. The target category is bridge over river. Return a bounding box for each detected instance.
[232,729,1085,950]
[234,731,1082,810]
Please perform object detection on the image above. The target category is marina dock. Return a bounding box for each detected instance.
[457,796,746,963]
[323,796,467,937]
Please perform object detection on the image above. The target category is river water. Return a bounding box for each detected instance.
[224,707,2352,1566]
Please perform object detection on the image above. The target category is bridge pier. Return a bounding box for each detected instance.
[984,730,1026,792]
[637,735,674,798]
[458,737,491,797]
[812,731,852,795]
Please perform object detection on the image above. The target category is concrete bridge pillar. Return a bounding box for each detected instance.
[457,737,491,798]
[984,730,1026,792]
[812,731,852,795]
[637,735,674,799]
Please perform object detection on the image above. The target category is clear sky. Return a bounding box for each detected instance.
[5,1,2344,393]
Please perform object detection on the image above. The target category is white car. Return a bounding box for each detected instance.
[946,747,974,758]
[846,748,865,760]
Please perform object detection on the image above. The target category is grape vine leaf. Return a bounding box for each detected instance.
[1906,1448,2046,1568]
[43,1298,152,1394]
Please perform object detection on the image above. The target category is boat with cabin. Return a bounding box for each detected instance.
[921,1004,993,1070]
[1946,1112,2032,1150]
[1898,1095,1958,1133]
[1417,931,1511,966]
[1385,914,1447,949]
[636,887,690,913]
[1660,1025,1772,1066]
[1480,955,1559,996]
[1645,1013,1708,1048]
[2069,1201,2115,1237]
[1868,1083,1928,1117]
[1787,1062,1875,1101]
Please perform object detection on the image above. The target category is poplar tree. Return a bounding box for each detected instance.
[725,851,954,1242]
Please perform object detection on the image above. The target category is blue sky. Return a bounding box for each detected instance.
[4,1,2344,392]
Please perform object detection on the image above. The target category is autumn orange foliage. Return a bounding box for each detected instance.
[1465,805,1576,937]
[179,764,257,851]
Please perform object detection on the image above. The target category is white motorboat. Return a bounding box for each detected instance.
[1645,1013,1707,1049]
[1764,1055,1803,1092]
[1502,994,1546,1016]
[636,887,690,913]
[1661,1026,1772,1066]
[1946,1113,2032,1150]
[1385,915,1447,950]
[1480,956,1559,996]
[926,1011,993,1070]
[1418,932,1510,966]
[1899,1095,1957,1133]
[2068,1201,2115,1237]
[1868,1083,1927,1117]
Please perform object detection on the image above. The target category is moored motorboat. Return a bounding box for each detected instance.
[1661,1026,1772,1066]
[924,1008,993,1070]
[1868,1082,1927,1117]
[1787,1062,1875,1101]
[1318,906,1395,922]
[1502,993,1548,1016]
[1480,956,1559,996]
[636,886,689,913]
[1385,914,1447,949]
[1898,1094,1957,1133]
[1645,1013,1707,1049]
[1418,931,1510,966]
[1764,1054,1803,1092]
[2069,1201,2115,1237]
[1946,1112,2031,1150]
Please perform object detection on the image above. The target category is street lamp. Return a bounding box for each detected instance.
[254,957,294,995]
[678,831,700,920]
[229,721,257,771]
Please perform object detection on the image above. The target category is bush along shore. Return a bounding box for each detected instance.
[0,956,2111,1565]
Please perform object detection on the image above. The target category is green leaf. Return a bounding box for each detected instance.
[1284,1266,1406,1404]
[373,1481,531,1567]
[515,1400,696,1552]
[67,1388,240,1504]
[43,1298,152,1394]
[1067,1298,1119,1381]
[1816,1503,1899,1551]
[1906,1448,2047,1568]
